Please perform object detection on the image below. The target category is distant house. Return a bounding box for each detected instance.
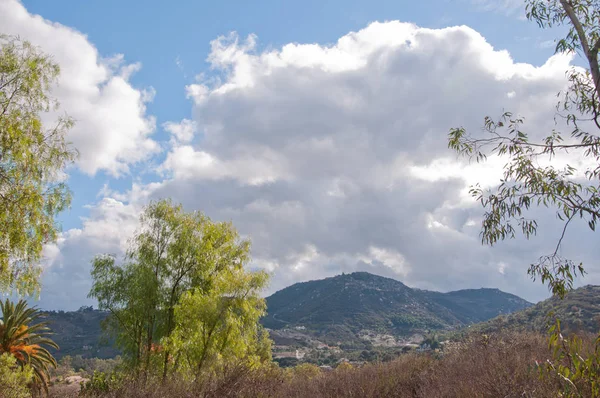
[295,349,306,360]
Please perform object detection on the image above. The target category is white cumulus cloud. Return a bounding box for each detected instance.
[40,198,141,309]
[0,0,159,176]
[38,21,600,309]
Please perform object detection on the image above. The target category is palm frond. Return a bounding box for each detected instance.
[0,299,59,390]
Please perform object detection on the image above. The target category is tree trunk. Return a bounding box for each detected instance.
[559,0,600,101]
[142,314,154,384]
[161,307,174,381]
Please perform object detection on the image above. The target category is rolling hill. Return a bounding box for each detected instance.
[41,271,535,358]
[42,306,117,360]
[263,272,532,344]
[466,285,600,336]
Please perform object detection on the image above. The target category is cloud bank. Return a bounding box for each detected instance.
[33,19,600,309]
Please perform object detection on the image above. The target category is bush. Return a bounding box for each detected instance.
[0,353,34,398]
[287,363,321,380]
[335,361,353,372]
[80,371,126,396]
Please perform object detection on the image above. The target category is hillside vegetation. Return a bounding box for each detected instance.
[465,285,600,336]
[43,307,116,360]
[264,272,531,344]
[43,272,532,360]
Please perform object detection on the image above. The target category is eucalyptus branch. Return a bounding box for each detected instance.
[559,0,600,101]
[553,213,576,257]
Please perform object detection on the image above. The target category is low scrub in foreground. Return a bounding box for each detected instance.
[45,331,596,398]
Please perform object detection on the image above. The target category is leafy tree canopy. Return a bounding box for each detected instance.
[0,35,77,295]
[88,199,271,380]
[165,266,271,378]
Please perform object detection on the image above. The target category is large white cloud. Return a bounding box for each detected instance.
[40,21,600,309]
[0,0,158,176]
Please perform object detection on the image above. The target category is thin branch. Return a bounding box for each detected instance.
[553,213,576,257]
[106,306,139,347]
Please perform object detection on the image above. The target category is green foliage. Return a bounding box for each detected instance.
[0,299,59,391]
[88,253,154,369]
[274,357,299,368]
[541,319,600,397]
[289,362,321,380]
[80,370,126,396]
[422,333,441,350]
[88,199,271,380]
[0,35,77,296]
[165,269,270,377]
[0,353,34,398]
[448,0,600,298]
[335,361,354,372]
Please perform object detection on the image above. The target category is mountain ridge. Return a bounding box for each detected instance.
[263,271,532,345]
[464,284,600,336]
[41,271,533,358]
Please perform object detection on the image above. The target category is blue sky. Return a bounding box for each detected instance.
[4,0,595,310]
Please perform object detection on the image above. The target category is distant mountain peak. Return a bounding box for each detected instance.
[263,271,531,344]
[345,271,406,283]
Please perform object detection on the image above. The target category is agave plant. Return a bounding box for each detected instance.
[0,299,59,391]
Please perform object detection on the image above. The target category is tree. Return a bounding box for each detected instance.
[0,299,59,392]
[88,255,155,372]
[449,2,600,395]
[88,199,271,380]
[448,0,600,298]
[0,35,77,296]
[164,266,271,378]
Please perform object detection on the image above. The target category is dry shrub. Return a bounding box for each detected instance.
[77,331,596,398]
[278,353,433,398]
[417,332,562,398]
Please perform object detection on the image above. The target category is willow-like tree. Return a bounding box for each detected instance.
[88,199,270,380]
[449,0,600,298]
[165,267,272,378]
[0,35,77,295]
